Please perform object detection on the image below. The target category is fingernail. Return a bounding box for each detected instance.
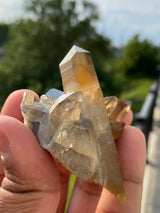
[0,131,9,157]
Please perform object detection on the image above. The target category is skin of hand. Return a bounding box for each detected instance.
[0,90,146,213]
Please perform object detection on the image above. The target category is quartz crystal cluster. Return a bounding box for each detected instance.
[21,45,130,204]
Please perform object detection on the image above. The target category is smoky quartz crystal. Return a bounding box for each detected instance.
[21,45,130,203]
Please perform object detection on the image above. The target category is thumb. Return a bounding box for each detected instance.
[0,116,60,213]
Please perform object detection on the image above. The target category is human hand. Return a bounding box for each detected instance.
[0,90,146,213]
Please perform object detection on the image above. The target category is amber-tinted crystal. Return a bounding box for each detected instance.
[21,45,131,204]
[59,45,126,203]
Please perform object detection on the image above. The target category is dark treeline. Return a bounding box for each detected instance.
[0,0,160,107]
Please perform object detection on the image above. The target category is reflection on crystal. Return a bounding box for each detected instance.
[49,92,82,128]
[104,96,118,115]
[21,45,131,204]
[52,119,98,173]
[109,99,131,122]
[104,97,130,139]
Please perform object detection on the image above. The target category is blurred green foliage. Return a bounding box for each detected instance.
[0,0,117,105]
[0,0,159,112]
[120,78,153,122]
[114,34,160,116]
[0,23,9,46]
[116,35,160,78]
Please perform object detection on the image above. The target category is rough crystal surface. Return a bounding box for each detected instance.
[21,45,130,204]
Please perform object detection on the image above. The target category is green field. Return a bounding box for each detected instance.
[120,78,153,123]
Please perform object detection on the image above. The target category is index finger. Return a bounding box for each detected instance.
[1,89,39,122]
[122,110,133,125]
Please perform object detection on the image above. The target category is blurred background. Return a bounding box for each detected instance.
[1,1,160,211]
[0,0,160,118]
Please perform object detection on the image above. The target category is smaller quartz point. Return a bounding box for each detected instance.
[110,121,125,140]
[60,45,126,203]
[21,45,131,204]
[104,97,131,139]
[109,99,131,122]
[104,96,118,115]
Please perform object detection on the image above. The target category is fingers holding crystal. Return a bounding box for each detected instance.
[1,89,39,122]
[20,46,133,204]
[96,126,146,213]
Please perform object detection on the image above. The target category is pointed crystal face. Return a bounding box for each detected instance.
[21,45,131,204]
[59,45,126,203]
[60,45,100,95]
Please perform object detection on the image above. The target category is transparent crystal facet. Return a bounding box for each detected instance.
[59,45,126,203]
[21,45,131,204]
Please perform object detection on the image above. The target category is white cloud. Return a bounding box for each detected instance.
[93,0,160,46]
[144,24,160,34]
[94,0,160,16]
[0,0,25,22]
[1,0,160,46]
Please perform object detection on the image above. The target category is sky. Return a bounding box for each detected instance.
[1,0,160,47]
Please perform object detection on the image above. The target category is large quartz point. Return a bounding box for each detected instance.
[21,46,130,204]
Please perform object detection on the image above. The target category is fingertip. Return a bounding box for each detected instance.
[117,125,146,157]
[1,89,39,122]
[117,125,146,151]
[116,126,146,180]
[122,110,133,125]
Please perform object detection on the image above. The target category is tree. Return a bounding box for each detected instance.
[0,0,113,106]
[116,34,160,78]
[0,23,9,46]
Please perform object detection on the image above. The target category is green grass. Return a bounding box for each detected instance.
[64,174,77,213]
[120,78,153,121]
